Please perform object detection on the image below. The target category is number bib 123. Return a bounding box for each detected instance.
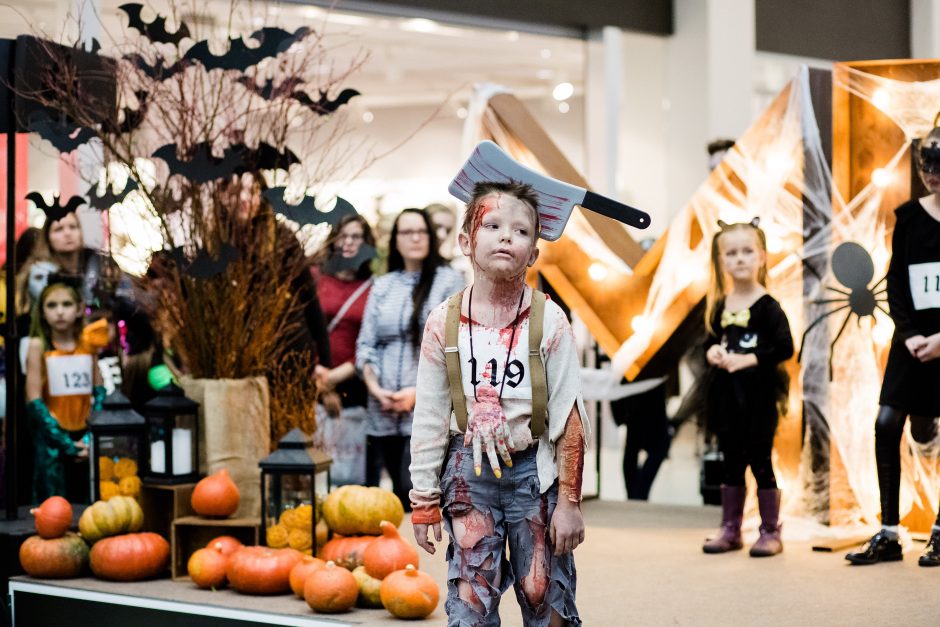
[46,354,93,397]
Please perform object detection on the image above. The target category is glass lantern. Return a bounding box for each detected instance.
[88,391,147,502]
[259,429,332,555]
[142,383,200,485]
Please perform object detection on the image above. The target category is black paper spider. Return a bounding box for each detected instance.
[798,241,889,379]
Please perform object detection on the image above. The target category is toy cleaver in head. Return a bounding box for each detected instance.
[448,140,650,241]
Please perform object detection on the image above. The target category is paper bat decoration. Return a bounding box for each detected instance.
[449,140,651,241]
[27,111,97,153]
[237,76,301,100]
[123,53,190,81]
[86,179,139,210]
[102,91,149,135]
[262,188,357,227]
[119,3,191,45]
[324,243,377,275]
[26,192,86,222]
[74,38,101,54]
[152,143,243,183]
[168,243,240,279]
[292,88,360,115]
[233,143,300,174]
[183,27,309,72]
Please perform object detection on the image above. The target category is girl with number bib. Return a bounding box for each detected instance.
[25,276,107,503]
[846,125,940,566]
[701,219,793,557]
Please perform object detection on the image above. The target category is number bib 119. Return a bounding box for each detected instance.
[46,354,93,397]
[909,262,940,311]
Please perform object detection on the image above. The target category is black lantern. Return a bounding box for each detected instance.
[88,391,147,502]
[259,429,332,554]
[142,383,200,484]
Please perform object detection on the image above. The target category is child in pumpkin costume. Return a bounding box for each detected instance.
[410,181,587,626]
[25,278,107,503]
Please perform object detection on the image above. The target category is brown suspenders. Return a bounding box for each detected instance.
[443,289,547,438]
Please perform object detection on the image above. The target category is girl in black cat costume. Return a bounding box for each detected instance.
[701,219,793,557]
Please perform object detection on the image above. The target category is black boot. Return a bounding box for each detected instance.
[919,530,940,567]
[845,530,902,565]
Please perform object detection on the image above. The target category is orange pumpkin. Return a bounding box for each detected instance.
[363,521,419,580]
[31,496,73,539]
[226,546,303,595]
[191,468,240,517]
[322,485,404,535]
[380,564,440,619]
[289,556,326,598]
[188,546,228,589]
[19,533,88,578]
[206,535,243,556]
[318,535,374,570]
[89,532,170,581]
[304,561,358,613]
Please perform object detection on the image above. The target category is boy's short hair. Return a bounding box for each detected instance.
[462,181,540,236]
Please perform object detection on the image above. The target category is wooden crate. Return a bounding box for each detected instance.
[170,516,260,580]
[139,482,197,540]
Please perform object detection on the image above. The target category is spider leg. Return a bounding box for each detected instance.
[873,287,888,297]
[798,304,851,362]
[876,303,891,317]
[872,275,887,292]
[828,310,854,380]
[825,286,851,297]
[812,297,851,306]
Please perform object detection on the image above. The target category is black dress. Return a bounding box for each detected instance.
[879,200,940,417]
[704,294,793,441]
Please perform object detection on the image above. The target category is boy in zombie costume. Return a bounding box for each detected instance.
[410,180,587,626]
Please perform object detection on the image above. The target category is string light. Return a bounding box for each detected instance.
[552,82,573,101]
[588,261,608,281]
[872,87,890,111]
[871,167,891,188]
[631,315,653,335]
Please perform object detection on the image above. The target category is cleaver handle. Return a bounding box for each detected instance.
[580,191,651,230]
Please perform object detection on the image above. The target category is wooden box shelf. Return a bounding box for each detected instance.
[139,483,197,540]
[170,516,260,580]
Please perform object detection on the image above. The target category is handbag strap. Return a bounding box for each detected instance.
[327,278,373,334]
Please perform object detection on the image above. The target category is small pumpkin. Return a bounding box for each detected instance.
[352,565,383,608]
[31,496,73,539]
[304,560,358,613]
[206,535,243,556]
[100,481,121,501]
[380,564,440,619]
[19,533,88,578]
[266,523,289,548]
[79,496,144,542]
[315,517,329,549]
[226,546,303,595]
[188,546,228,589]
[119,475,142,498]
[191,468,240,517]
[289,556,326,598]
[363,521,420,580]
[322,485,404,536]
[89,532,170,581]
[99,456,115,482]
[288,528,313,552]
[318,534,374,570]
[113,457,138,480]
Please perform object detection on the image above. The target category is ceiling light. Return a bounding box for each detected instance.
[506,31,519,41]
[456,107,468,119]
[536,69,553,80]
[303,7,323,19]
[558,102,570,114]
[552,82,573,101]
[362,111,374,123]
[401,18,438,33]
[540,48,551,59]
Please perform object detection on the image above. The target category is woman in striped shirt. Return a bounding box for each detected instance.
[356,208,465,508]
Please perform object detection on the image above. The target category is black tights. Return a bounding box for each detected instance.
[366,434,412,511]
[719,431,777,489]
[874,406,938,526]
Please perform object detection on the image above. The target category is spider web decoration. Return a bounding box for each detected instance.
[798,242,889,380]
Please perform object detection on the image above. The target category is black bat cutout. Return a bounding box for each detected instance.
[183,27,309,72]
[237,76,302,100]
[86,179,139,210]
[262,189,357,227]
[27,111,97,153]
[119,3,191,45]
[324,244,377,275]
[74,38,101,54]
[123,53,190,81]
[291,88,360,115]
[152,143,243,183]
[233,144,300,174]
[26,192,86,222]
[103,92,149,135]
[168,243,239,279]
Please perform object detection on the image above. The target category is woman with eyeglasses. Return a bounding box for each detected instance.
[356,208,465,508]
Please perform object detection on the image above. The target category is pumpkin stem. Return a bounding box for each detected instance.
[405,564,417,575]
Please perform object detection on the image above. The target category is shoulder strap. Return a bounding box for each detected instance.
[528,289,547,438]
[444,291,469,432]
[326,278,373,334]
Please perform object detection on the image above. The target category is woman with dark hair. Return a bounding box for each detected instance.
[356,208,464,507]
